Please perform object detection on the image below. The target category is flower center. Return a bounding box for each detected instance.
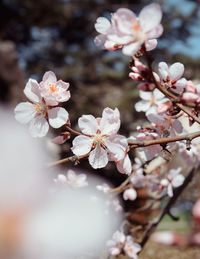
[34,103,48,115]
[93,133,105,145]
[47,81,58,93]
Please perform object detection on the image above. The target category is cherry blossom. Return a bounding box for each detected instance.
[14,78,69,137]
[147,113,183,137]
[133,132,162,161]
[124,236,141,259]
[107,231,141,258]
[160,167,185,197]
[107,231,126,256]
[157,62,187,94]
[94,3,163,56]
[54,170,88,188]
[39,71,70,106]
[71,107,128,169]
[135,89,168,115]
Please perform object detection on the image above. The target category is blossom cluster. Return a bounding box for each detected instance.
[12,2,200,258]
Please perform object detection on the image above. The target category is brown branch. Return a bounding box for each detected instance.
[65,125,82,135]
[128,130,200,148]
[49,130,200,167]
[142,46,200,124]
[48,153,89,167]
[140,167,195,248]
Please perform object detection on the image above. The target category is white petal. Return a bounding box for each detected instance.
[105,135,127,161]
[48,107,69,128]
[139,3,162,33]
[42,71,57,83]
[146,24,163,39]
[158,62,169,80]
[108,34,133,45]
[78,115,98,135]
[29,115,49,138]
[145,39,158,51]
[94,34,106,46]
[139,90,152,101]
[71,135,93,156]
[95,17,111,34]
[146,105,157,115]
[100,107,120,135]
[135,100,151,112]
[122,42,141,56]
[89,145,108,169]
[14,102,36,124]
[153,88,165,100]
[116,154,132,175]
[169,62,184,81]
[172,175,185,188]
[24,79,41,103]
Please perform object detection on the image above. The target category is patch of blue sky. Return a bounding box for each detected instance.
[163,0,196,16]
[162,0,200,58]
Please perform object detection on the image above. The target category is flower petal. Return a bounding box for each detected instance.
[48,107,69,128]
[94,34,107,46]
[71,135,93,156]
[135,100,151,112]
[122,42,141,56]
[78,115,98,135]
[105,135,127,161]
[24,79,41,103]
[158,62,169,80]
[42,71,57,83]
[145,39,158,51]
[100,107,120,135]
[116,154,132,175]
[139,90,152,101]
[139,3,162,33]
[29,115,49,138]
[146,24,163,39]
[95,17,111,34]
[14,102,36,124]
[169,62,184,81]
[89,145,108,169]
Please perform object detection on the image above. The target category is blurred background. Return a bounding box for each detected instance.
[1,0,200,258]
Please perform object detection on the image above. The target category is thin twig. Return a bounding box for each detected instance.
[48,153,89,167]
[128,130,200,147]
